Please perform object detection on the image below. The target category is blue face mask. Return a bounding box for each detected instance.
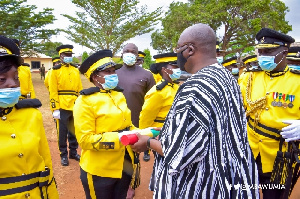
[97,74,119,90]
[122,53,137,66]
[63,57,73,63]
[231,68,239,75]
[288,65,300,70]
[169,68,182,80]
[258,50,286,72]
[217,56,224,64]
[0,87,21,108]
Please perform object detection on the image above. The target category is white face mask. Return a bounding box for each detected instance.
[122,53,137,66]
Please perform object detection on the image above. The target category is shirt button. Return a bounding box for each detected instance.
[25,193,30,198]
[266,92,270,95]
[11,134,16,139]
[271,77,274,80]
[259,140,263,142]
[18,153,23,158]
[265,108,269,111]
[1,116,6,121]
[22,173,26,175]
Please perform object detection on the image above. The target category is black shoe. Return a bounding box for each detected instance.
[143,152,150,162]
[61,157,69,166]
[69,154,80,161]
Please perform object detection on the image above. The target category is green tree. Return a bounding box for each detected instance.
[81,51,89,63]
[62,0,162,56]
[41,41,63,58]
[152,0,291,56]
[0,0,58,56]
[142,48,152,69]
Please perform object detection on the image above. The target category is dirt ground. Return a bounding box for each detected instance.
[32,72,300,199]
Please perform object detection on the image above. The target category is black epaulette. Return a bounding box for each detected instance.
[70,63,78,68]
[52,64,62,70]
[112,86,124,92]
[15,99,42,109]
[156,80,168,91]
[80,87,100,95]
[244,67,263,72]
[290,69,300,74]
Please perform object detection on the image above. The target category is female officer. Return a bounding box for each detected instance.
[139,53,180,162]
[0,37,58,198]
[73,49,139,199]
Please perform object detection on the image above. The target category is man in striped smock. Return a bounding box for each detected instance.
[132,23,259,198]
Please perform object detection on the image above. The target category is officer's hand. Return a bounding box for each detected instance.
[53,110,60,119]
[280,120,300,142]
[131,133,150,153]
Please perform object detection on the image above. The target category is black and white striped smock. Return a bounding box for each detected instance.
[150,63,259,199]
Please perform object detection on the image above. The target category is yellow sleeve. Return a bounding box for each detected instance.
[44,70,51,91]
[48,69,60,110]
[139,87,163,129]
[28,70,36,98]
[36,111,59,198]
[73,96,121,151]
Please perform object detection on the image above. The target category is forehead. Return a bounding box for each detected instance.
[123,44,138,52]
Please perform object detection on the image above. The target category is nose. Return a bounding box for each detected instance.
[6,78,18,88]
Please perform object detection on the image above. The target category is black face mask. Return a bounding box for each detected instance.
[177,48,188,71]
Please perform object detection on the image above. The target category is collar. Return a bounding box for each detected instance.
[0,107,13,117]
[265,65,289,77]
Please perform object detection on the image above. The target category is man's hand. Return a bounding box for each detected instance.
[131,134,150,153]
[280,120,300,142]
[53,110,60,119]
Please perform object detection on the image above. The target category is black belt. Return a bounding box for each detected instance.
[0,169,50,197]
[118,127,130,133]
[58,90,78,96]
[247,116,281,141]
[154,119,165,123]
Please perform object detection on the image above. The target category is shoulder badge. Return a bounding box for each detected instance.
[80,87,100,95]
[156,80,168,91]
[15,99,42,109]
[52,64,62,70]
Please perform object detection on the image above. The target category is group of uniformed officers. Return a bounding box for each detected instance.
[0,25,299,199]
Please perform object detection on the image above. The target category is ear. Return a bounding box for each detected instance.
[187,45,196,57]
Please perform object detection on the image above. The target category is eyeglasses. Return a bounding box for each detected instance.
[173,43,194,53]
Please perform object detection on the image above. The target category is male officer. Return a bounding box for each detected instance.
[286,46,300,71]
[18,63,36,99]
[49,45,82,166]
[137,51,146,67]
[238,28,300,199]
[222,56,239,79]
[242,55,260,71]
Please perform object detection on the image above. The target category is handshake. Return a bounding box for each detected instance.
[119,128,160,146]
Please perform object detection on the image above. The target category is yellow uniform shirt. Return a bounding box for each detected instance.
[48,63,82,110]
[18,65,36,99]
[238,67,300,173]
[44,69,52,91]
[0,106,58,198]
[139,81,179,128]
[73,88,136,178]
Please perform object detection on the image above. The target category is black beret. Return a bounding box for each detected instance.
[287,46,300,60]
[22,63,30,67]
[11,39,20,47]
[0,35,22,66]
[256,28,295,49]
[56,44,74,54]
[138,51,146,59]
[222,56,237,67]
[150,52,178,74]
[80,49,122,80]
[52,57,60,62]
[216,41,223,52]
[242,55,257,63]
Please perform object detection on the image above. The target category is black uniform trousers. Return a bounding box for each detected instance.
[57,109,78,158]
[256,154,285,199]
[80,168,131,199]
